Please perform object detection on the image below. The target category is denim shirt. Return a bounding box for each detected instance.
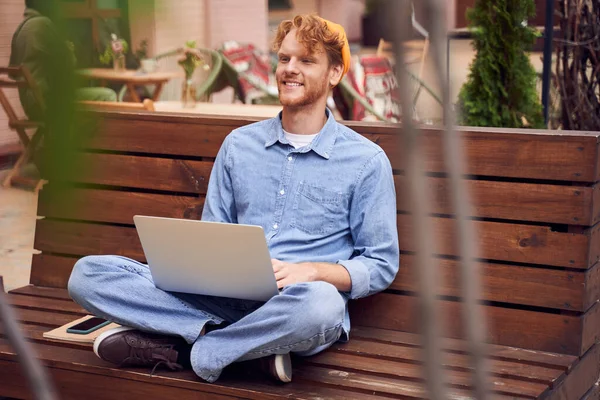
[202,109,399,334]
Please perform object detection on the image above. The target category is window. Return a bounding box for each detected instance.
[268,0,293,11]
[60,0,130,67]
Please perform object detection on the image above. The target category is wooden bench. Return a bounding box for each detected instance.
[2,110,600,399]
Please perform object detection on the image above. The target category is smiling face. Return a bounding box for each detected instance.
[276,29,341,109]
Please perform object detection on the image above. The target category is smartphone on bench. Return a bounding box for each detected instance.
[66,316,111,334]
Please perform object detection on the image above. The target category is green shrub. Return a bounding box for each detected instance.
[458,0,544,128]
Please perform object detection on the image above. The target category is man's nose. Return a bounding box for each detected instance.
[284,58,300,74]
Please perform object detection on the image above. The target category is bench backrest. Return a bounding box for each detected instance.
[32,111,600,357]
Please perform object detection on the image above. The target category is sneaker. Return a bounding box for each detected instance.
[93,326,185,373]
[259,353,292,383]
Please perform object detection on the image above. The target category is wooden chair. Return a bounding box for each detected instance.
[194,49,225,102]
[337,77,390,122]
[0,66,47,192]
[218,42,279,105]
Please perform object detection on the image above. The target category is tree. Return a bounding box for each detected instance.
[458,0,544,128]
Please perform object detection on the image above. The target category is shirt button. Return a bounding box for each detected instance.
[287,156,292,161]
[273,224,279,229]
[279,189,285,195]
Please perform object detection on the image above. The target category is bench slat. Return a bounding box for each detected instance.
[303,352,549,398]
[38,177,596,226]
[34,220,146,260]
[8,293,85,314]
[398,215,591,269]
[542,344,600,400]
[293,365,516,399]
[33,217,591,269]
[89,114,600,182]
[10,284,74,300]
[330,339,562,385]
[394,254,592,312]
[349,326,578,370]
[39,188,205,224]
[396,176,595,226]
[64,153,212,194]
[30,254,79,288]
[368,131,599,183]
[350,294,583,356]
[12,307,81,327]
[0,359,242,400]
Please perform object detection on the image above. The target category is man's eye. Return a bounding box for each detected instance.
[302,59,313,63]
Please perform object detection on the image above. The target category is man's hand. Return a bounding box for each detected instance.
[272,259,318,289]
[271,259,352,291]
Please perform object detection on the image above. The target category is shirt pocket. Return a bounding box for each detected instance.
[291,182,349,235]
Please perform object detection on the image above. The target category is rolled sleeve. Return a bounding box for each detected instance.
[343,151,399,299]
[337,259,370,299]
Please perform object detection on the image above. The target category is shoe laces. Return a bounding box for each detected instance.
[150,353,184,376]
[126,337,183,374]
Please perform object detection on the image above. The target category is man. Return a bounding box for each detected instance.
[68,14,399,383]
[10,0,116,119]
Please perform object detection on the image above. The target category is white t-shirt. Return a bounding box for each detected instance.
[284,129,319,149]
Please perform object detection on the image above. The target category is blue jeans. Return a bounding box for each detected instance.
[67,255,346,382]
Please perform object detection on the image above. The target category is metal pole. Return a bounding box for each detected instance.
[0,280,58,400]
[390,1,448,398]
[541,0,556,126]
[422,0,489,397]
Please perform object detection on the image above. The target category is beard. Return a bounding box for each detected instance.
[277,74,330,108]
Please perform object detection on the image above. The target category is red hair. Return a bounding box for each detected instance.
[272,14,345,69]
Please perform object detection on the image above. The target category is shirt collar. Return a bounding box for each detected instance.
[265,108,338,159]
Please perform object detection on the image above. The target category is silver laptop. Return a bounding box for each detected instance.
[133,216,279,301]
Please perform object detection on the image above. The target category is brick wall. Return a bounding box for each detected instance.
[129,0,207,101]
[207,0,268,52]
[0,0,26,153]
[274,0,365,42]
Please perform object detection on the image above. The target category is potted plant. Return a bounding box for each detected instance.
[177,40,209,108]
[99,33,128,71]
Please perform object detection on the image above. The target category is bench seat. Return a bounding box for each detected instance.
[2,111,600,399]
[3,285,592,400]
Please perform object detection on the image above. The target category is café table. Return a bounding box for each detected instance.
[77,69,178,102]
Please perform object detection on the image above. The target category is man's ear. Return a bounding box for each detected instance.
[329,63,344,87]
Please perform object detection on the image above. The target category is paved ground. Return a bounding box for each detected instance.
[0,169,38,292]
